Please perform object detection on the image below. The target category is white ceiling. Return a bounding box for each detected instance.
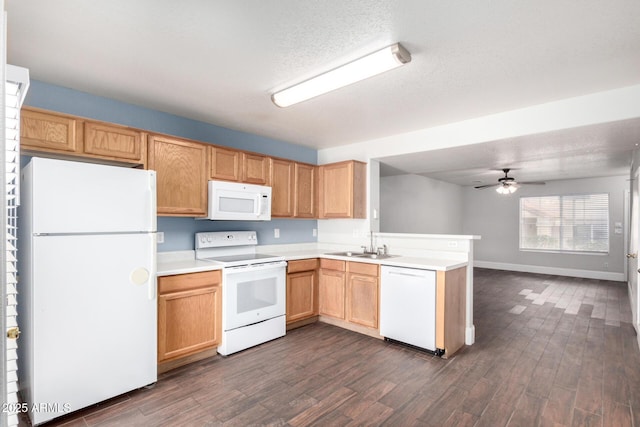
[6,1,640,185]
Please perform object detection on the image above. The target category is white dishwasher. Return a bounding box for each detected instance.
[380,265,438,353]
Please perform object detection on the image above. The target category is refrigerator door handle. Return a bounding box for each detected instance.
[129,267,156,300]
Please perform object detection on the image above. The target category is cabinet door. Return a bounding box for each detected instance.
[319,161,366,218]
[209,146,241,181]
[21,108,80,153]
[84,122,145,164]
[242,152,270,185]
[287,270,317,323]
[157,286,220,362]
[271,158,295,217]
[295,163,316,218]
[318,269,346,319]
[148,135,207,216]
[347,273,379,328]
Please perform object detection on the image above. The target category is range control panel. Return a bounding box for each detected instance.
[195,231,258,249]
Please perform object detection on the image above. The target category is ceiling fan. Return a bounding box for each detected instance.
[474,168,545,194]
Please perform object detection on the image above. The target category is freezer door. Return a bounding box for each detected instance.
[27,233,156,424]
[25,157,156,233]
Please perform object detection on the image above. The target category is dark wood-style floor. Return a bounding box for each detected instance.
[22,268,640,426]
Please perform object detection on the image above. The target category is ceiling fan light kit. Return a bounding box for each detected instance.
[496,184,518,194]
[271,43,411,107]
[475,168,546,194]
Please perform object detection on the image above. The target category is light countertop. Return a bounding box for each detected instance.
[157,248,467,276]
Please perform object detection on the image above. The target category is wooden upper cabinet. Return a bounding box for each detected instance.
[21,108,80,153]
[294,163,316,218]
[84,122,146,165]
[242,152,270,185]
[209,146,241,181]
[318,160,366,219]
[21,107,145,166]
[148,135,208,217]
[270,158,295,217]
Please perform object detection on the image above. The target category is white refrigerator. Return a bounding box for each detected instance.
[17,157,157,425]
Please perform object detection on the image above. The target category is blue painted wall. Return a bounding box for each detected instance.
[24,80,318,251]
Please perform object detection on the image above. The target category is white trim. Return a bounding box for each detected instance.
[465,326,475,345]
[475,260,625,282]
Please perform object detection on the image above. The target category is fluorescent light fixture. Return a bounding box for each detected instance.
[271,43,411,107]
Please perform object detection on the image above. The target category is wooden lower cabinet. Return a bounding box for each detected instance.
[436,267,467,358]
[286,259,319,324]
[346,262,379,329]
[157,270,222,363]
[318,259,346,319]
[318,259,379,331]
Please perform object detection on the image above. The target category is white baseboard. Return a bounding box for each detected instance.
[475,261,626,282]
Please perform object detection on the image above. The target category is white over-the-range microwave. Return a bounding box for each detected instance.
[205,180,272,221]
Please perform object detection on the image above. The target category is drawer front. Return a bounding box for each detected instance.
[348,261,379,277]
[287,258,319,273]
[159,270,221,294]
[320,258,346,271]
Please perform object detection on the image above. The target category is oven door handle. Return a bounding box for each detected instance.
[224,260,288,273]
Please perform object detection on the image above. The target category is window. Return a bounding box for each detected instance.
[520,194,609,253]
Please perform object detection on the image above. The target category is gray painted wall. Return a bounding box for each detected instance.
[462,175,628,274]
[379,172,628,276]
[24,80,318,250]
[380,174,464,234]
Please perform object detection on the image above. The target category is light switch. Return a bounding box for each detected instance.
[274,228,280,238]
[614,222,623,234]
[157,232,164,244]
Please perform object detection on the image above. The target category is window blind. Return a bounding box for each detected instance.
[520,193,610,253]
[3,64,29,427]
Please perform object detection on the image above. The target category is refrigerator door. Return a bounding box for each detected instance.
[29,233,157,424]
[25,157,156,234]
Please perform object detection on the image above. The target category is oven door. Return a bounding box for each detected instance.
[223,261,286,330]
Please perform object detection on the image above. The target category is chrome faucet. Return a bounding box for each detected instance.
[361,230,377,254]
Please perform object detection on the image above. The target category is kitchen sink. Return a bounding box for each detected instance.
[325,251,365,257]
[324,251,399,260]
[355,253,399,260]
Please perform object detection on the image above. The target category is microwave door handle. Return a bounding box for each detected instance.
[256,195,262,218]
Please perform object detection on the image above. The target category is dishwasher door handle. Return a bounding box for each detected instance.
[386,270,430,278]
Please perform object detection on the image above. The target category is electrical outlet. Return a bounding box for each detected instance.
[274,228,280,238]
[604,262,609,269]
[312,228,317,237]
[157,232,164,244]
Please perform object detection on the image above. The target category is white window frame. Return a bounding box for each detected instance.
[519,193,610,254]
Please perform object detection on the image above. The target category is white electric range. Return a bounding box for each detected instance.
[195,231,287,355]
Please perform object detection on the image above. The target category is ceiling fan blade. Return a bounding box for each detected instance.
[519,181,546,185]
[474,184,497,189]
